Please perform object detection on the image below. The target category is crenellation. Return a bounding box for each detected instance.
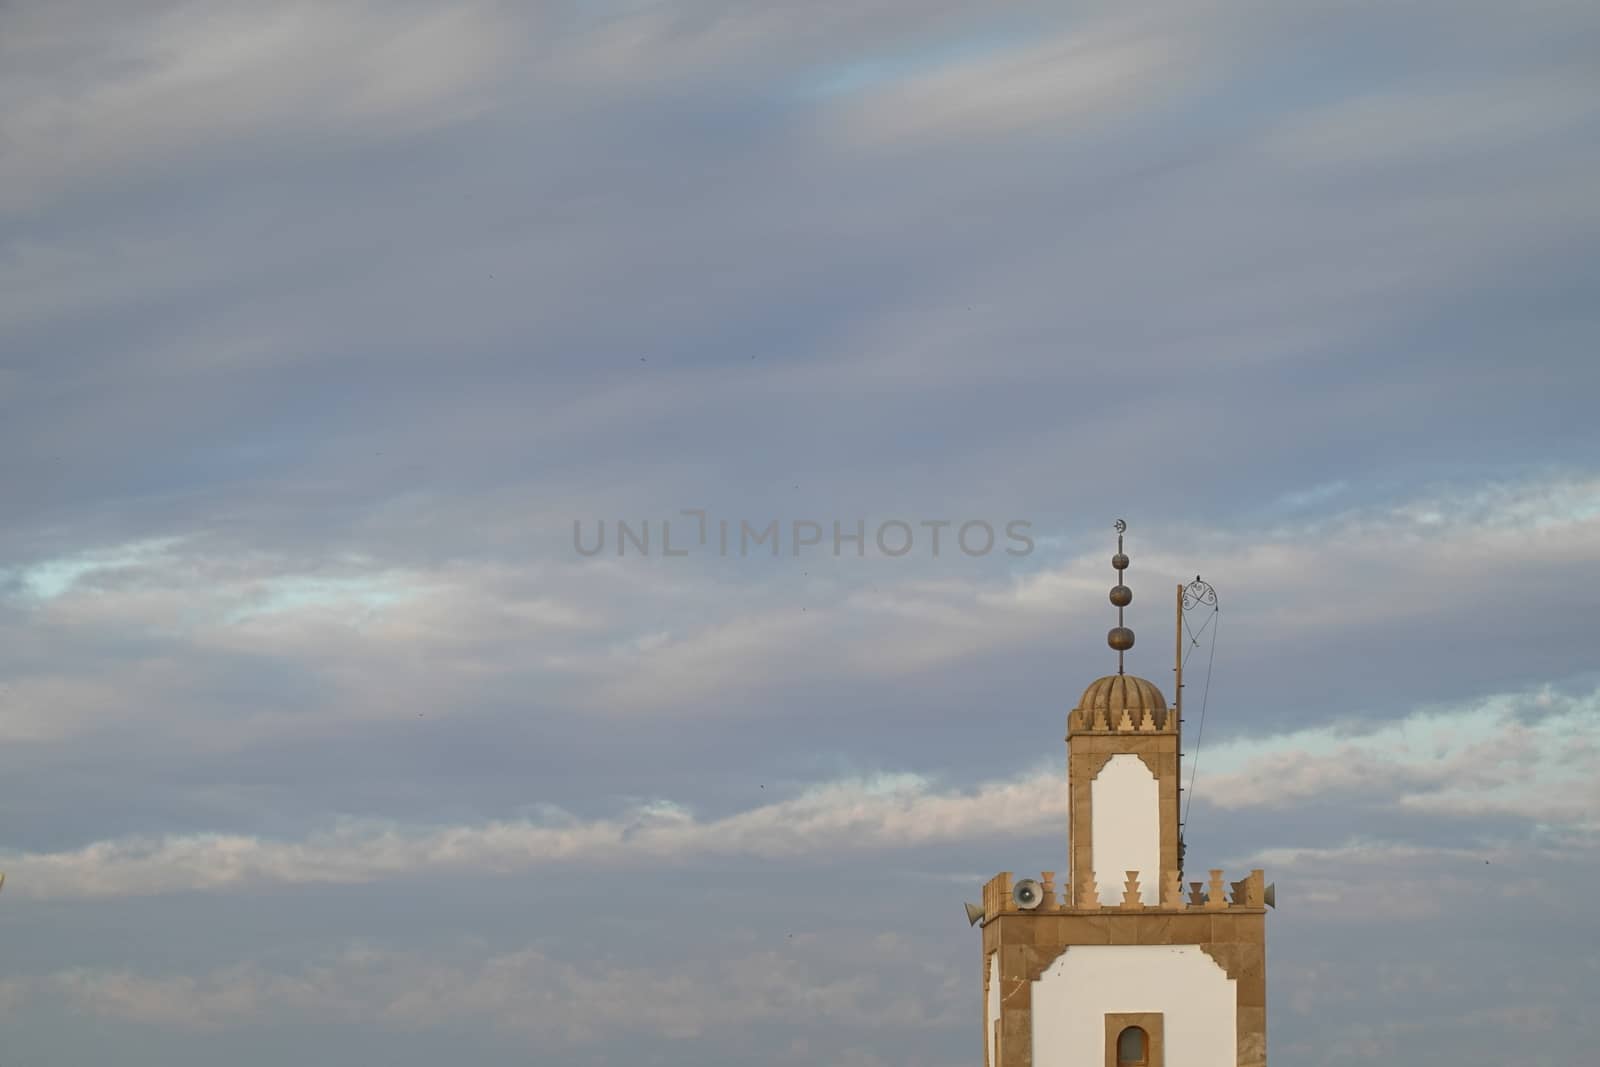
[1205,869,1229,910]
[1067,704,1182,736]
[1244,868,1265,909]
[1039,871,1059,911]
[984,867,1269,920]
[1120,870,1144,910]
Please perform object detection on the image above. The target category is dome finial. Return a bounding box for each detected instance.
[1108,519,1134,673]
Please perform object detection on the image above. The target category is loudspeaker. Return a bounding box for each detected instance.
[1012,878,1044,910]
[1263,882,1276,909]
[964,901,986,926]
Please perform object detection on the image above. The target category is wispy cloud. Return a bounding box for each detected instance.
[829,18,1187,145]
[7,679,1592,900]
[3,472,1596,748]
[0,769,1060,899]
[0,0,517,215]
[1198,684,1600,831]
[0,933,963,1043]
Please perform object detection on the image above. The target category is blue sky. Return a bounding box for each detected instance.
[2,1,1598,1063]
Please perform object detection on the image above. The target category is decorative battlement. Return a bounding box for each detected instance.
[980,867,1267,921]
[1066,702,1177,734]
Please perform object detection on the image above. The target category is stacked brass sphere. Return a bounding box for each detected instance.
[1108,531,1134,654]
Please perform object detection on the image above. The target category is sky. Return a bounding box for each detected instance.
[1,0,1598,1063]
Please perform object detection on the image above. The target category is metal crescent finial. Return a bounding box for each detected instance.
[1114,518,1127,534]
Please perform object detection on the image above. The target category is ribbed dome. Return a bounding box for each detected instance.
[1076,674,1168,716]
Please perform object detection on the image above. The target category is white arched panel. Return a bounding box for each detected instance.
[1090,753,1160,906]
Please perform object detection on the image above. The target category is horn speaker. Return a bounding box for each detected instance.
[964,901,986,926]
[1012,878,1044,910]
[1263,882,1276,909]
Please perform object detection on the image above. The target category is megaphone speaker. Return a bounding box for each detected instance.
[964,901,986,926]
[1012,878,1044,910]
[1263,883,1276,909]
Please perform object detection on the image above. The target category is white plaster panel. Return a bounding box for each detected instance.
[1032,945,1236,1067]
[987,950,1000,1067]
[1090,753,1161,905]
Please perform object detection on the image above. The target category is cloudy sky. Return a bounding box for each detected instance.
[2,0,1598,1063]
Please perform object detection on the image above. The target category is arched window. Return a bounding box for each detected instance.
[1117,1025,1149,1066]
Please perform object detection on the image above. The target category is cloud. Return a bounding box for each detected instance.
[2,536,191,601]
[0,0,518,215]
[2,470,1596,760]
[0,768,1062,899]
[6,677,1593,900]
[581,472,1600,711]
[1262,69,1599,171]
[1197,684,1600,831]
[0,933,963,1045]
[1271,480,1349,512]
[1242,837,1561,914]
[830,18,1186,146]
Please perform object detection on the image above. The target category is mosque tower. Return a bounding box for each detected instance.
[967,522,1270,1067]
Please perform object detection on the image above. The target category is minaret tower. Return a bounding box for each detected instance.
[1067,519,1181,909]
[969,522,1270,1067]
